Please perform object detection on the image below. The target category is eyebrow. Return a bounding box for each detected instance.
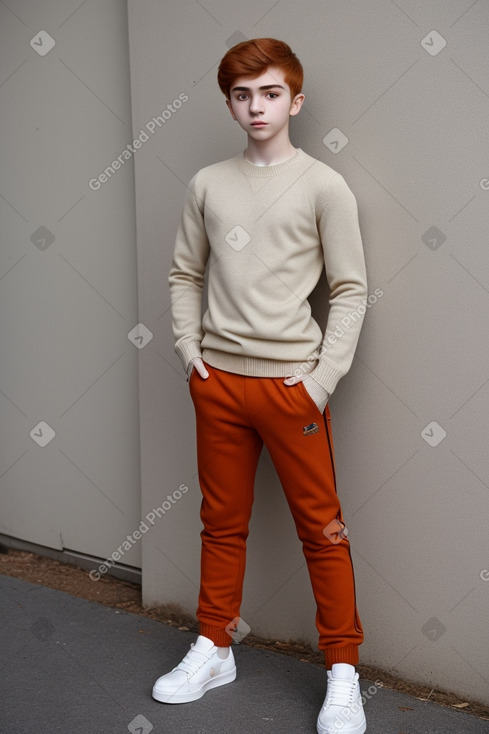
[230,84,285,92]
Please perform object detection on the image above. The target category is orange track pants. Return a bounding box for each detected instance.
[189,363,364,667]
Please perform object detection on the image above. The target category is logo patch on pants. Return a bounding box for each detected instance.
[303,422,319,436]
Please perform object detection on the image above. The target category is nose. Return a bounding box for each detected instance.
[249,94,264,115]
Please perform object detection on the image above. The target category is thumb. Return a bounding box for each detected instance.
[192,357,209,379]
[283,374,304,386]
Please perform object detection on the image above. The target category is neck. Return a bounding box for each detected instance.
[244,134,297,167]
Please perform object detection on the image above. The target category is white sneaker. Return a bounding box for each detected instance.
[152,635,236,704]
[317,663,366,734]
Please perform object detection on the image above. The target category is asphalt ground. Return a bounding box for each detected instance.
[1,574,488,734]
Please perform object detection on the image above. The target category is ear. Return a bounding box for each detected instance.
[226,98,237,121]
[289,93,305,117]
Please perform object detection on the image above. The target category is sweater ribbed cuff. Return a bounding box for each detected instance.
[309,359,344,396]
[303,375,330,413]
[175,339,202,374]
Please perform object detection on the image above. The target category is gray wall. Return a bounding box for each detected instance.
[128,0,489,704]
[0,1,141,568]
[1,0,487,707]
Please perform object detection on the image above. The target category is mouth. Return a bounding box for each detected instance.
[250,122,268,127]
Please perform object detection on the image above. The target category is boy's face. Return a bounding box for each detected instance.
[226,67,304,142]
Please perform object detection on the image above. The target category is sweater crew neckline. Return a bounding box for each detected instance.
[234,148,306,177]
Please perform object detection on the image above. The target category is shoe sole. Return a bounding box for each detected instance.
[317,719,366,734]
[152,665,237,704]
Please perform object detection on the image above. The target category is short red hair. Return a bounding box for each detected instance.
[218,38,303,99]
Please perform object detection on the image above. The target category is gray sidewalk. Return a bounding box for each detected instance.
[1,574,487,734]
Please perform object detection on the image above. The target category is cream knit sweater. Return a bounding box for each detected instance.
[169,148,367,396]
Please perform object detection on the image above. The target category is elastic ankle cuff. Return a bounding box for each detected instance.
[199,623,232,647]
[324,645,359,668]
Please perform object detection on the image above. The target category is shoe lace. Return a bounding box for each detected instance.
[325,676,356,707]
[176,643,213,677]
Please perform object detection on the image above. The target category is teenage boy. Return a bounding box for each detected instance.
[154,38,368,734]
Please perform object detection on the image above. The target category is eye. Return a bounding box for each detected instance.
[236,93,248,101]
[267,92,278,99]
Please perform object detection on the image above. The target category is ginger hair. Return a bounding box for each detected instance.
[218,38,303,99]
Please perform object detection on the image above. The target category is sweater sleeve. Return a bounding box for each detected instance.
[168,172,210,372]
[308,173,368,395]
